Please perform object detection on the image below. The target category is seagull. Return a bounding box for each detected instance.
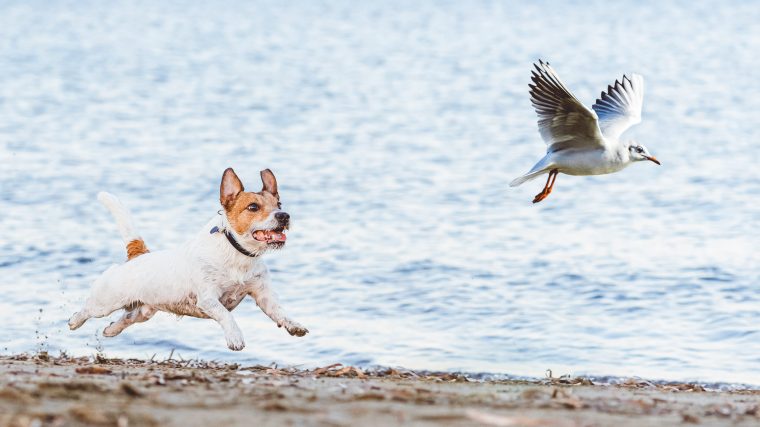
[511,60,660,203]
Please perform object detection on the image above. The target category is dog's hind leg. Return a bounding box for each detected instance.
[68,308,92,330]
[69,278,133,331]
[103,305,156,337]
[68,297,126,330]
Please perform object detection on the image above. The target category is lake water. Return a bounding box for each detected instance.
[1,0,758,386]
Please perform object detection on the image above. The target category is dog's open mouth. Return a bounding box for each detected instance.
[252,228,287,244]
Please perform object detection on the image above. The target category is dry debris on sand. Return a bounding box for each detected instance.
[1,353,758,427]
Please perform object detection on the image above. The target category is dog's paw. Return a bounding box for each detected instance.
[68,312,87,330]
[282,320,309,337]
[102,322,121,337]
[225,331,245,351]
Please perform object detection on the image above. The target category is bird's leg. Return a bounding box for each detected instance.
[532,169,559,204]
[532,173,553,203]
[547,169,558,192]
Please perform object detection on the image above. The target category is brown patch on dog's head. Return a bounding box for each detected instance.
[219,168,287,246]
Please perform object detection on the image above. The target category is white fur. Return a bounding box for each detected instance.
[97,191,141,242]
[69,193,308,350]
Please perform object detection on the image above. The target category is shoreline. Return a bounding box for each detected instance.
[23,348,760,392]
[1,353,759,426]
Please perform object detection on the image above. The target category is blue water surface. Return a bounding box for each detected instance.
[0,0,758,386]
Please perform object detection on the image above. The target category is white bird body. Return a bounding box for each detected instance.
[535,145,629,176]
[511,60,659,203]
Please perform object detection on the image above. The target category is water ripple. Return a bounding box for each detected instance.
[0,0,758,387]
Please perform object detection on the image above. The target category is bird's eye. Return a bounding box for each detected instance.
[247,203,259,212]
[636,147,644,153]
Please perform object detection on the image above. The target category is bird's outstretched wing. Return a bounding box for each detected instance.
[530,60,606,153]
[591,74,644,141]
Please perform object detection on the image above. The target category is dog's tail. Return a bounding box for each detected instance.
[97,192,149,260]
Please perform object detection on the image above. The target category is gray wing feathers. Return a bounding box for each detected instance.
[529,60,606,152]
[591,74,644,141]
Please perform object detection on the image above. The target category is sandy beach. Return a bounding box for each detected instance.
[1,354,758,427]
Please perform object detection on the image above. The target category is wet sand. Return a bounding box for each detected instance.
[1,353,758,427]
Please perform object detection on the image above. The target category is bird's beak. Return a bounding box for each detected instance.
[645,156,661,165]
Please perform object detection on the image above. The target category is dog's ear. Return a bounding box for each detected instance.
[260,169,278,199]
[220,168,244,209]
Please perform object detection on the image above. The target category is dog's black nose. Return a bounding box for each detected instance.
[275,212,290,222]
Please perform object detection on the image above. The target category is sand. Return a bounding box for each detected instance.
[0,353,758,427]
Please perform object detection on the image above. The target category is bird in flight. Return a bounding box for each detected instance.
[511,60,659,203]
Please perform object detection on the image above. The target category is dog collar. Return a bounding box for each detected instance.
[210,226,259,258]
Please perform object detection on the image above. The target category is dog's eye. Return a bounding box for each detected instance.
[277,202,282,209]
[247,203,259,212]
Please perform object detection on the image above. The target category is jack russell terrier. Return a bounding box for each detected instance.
[68,168,308,350]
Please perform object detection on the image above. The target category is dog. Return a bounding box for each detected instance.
[68,168,308,350]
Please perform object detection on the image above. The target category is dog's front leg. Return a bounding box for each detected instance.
[196,292,245,350]
[250,279,308,337]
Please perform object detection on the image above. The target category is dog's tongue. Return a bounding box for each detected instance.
[269,232,286,242]
[253,230,286,243]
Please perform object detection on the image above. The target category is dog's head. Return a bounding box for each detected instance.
[220,168,289,254]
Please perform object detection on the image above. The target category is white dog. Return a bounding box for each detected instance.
[69,168,308,350]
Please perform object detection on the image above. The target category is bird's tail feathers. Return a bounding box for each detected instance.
[510,156,555,187]
[509,170,548,187]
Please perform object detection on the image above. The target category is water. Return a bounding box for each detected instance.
[1,0,758,386]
